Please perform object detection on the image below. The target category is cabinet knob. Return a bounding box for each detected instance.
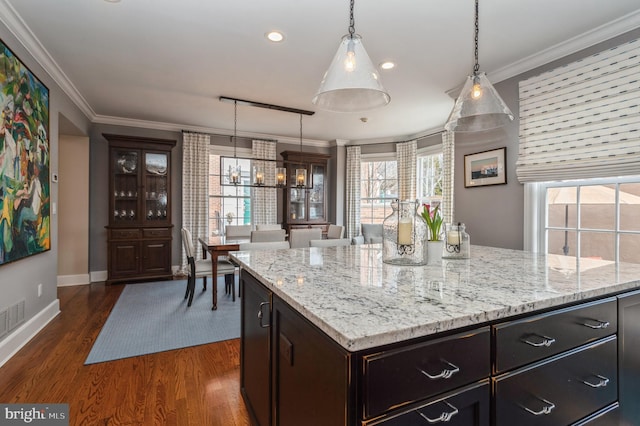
[416,400,459,423]
[417,361,460,380]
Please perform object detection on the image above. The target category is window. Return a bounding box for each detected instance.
[417,149,444,204]
[360,159,397,224]
[535,177,640,264]
[208,153,252,236]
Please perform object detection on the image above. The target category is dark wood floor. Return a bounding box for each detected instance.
[0,282,251,426]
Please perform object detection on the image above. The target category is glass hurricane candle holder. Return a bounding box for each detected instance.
[442,222,470,259]
[382,199,428,265]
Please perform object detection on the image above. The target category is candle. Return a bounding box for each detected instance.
[447,231,461,246]
[256,171,264,185]
[231,172,239,184]
[398,220,413,245]
[276,170,286,186]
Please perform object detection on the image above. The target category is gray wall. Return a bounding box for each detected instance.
[0,22,91,353]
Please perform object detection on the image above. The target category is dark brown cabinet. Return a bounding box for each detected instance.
[104,134,176,284]
[617,289,640,425]
[280,151,330,235]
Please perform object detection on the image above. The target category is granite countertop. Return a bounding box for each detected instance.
[229,245,640,352]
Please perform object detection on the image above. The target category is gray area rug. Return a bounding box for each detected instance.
[85,278,240,364]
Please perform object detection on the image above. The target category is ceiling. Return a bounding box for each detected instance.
[3,0,640,144]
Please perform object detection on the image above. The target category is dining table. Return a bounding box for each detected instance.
[198,236,248,310]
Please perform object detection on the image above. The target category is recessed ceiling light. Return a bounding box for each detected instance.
[266,31,285,43]
[380,61,395,70]
[103,0,121,3]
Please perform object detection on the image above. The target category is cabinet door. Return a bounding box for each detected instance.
[143,151,170,225]
[141,239,171,275]
[272,297,350,426]
[288,187,306,222]
[618,289,640,424]
[109,240,140,278]
[241,272,272,426]
[308,163,325,221]
[111,149,140,224]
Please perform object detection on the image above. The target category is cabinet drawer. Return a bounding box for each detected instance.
[494,297,616,373]
[362,326,490,419]
[143,228,171,238]
[110,229,141,239]
[494,336,617,426]
[364,380,489,426]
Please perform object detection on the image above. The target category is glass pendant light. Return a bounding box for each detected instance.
[445,0,514,132]
[295,114,307,188]
[312,0,390,112]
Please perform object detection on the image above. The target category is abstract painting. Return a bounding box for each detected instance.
[0,38,50,265]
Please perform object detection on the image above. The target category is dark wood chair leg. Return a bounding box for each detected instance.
[187,261,196,307]
[202,276,207,291]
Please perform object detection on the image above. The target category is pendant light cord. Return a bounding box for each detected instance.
[348,0,355,38]
[473,0,480,73]
[233,100,238,158]
[299,114,303,154]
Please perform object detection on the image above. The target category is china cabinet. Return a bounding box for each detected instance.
[104,134,176,284]
[280,151,330,235]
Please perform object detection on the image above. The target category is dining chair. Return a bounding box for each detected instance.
[326,224,345,239]
[225,224,252,239]
[250,229,287,242]
[288,228,322,248]
[181,228,236,307]
[239,241,290,251]
[309,238,351,247]
[255,224,282,231]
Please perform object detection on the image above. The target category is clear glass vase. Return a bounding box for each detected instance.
[442,222,470,259]
[382,199,428,265]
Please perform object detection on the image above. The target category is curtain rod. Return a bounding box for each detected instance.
[345,130,444,147]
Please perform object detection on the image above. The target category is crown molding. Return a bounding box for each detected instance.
[490,9,640,83]
[0,0,96,120]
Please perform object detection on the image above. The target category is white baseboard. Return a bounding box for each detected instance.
[0,300,60,368]
[90,270,108,283]
[57,274,90,287]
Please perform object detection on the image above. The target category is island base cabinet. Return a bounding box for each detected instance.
[618,289,640,425]
[493,336,617,426]
[363,381,489,426]
[241,273,272,426]
[272,298,352,426]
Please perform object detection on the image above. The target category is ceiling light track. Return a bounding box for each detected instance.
[219,96,314,116]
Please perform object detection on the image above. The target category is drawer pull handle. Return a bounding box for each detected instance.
[418,361,460,380]
[522,334,556,347]
[522,398,555,416]
[416,401,459,423]
[257,302,270,328]
[583,319,610,329]
[582,374,609,388]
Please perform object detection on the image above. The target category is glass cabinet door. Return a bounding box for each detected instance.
[289,187,306,221]
[308,164,325,221]
[144,152,169,222]
[112,150,139,223]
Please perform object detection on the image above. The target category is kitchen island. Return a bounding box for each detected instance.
[230,245,640,425]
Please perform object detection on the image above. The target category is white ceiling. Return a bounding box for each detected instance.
[3,0,640,144]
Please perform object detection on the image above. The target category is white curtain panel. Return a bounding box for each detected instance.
[517,37,640,182]
[441,131,455,225]
[251,140,277,225]
[345,145,361,239]
[396,140,417,200]
[181,132,210,269]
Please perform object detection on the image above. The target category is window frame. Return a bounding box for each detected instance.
[525,176,640,263]
[360,153,397,225]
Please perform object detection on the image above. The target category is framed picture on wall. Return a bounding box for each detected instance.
[464,147,506,188]
[0,38,50,266]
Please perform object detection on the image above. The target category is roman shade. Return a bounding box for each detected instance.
[516,37,640,183]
